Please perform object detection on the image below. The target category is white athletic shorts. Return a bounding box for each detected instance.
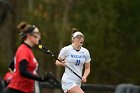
[61,80,81,93]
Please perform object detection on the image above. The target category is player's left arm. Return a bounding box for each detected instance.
[82,62,90,83]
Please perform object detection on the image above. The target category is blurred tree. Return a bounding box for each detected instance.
[0,0,140,90]
[0,0,16,75]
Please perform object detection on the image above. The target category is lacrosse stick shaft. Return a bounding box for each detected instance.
[38,45,82,79]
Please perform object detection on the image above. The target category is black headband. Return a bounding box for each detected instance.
[19,25,36,39]
[25,25,36,34]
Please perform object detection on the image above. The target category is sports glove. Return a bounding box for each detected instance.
[42,72,60,84]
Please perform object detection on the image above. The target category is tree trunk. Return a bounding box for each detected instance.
[54,0,73,93]
[0,0,16,75]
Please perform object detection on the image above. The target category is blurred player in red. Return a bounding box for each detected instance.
[3,71,13,87]
[5,21,49,93]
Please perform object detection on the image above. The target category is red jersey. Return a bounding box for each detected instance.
[4,72,13,84]
[8,44,38,93]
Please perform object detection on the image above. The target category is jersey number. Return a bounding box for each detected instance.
[75,60,80,66]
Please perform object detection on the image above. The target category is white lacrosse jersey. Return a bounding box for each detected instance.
[58,45,91,83]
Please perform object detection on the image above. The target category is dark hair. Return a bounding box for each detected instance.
[72,28,79,37]
[17,21,35,40]
[17,21,30,32]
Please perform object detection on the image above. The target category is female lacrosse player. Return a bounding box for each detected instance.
[55,28,91,93]
[5,21,49,93]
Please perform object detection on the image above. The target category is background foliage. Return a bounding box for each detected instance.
[0,0,140,86]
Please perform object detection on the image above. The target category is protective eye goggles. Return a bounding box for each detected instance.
[75,35,84,39]
[30,32,41,39]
